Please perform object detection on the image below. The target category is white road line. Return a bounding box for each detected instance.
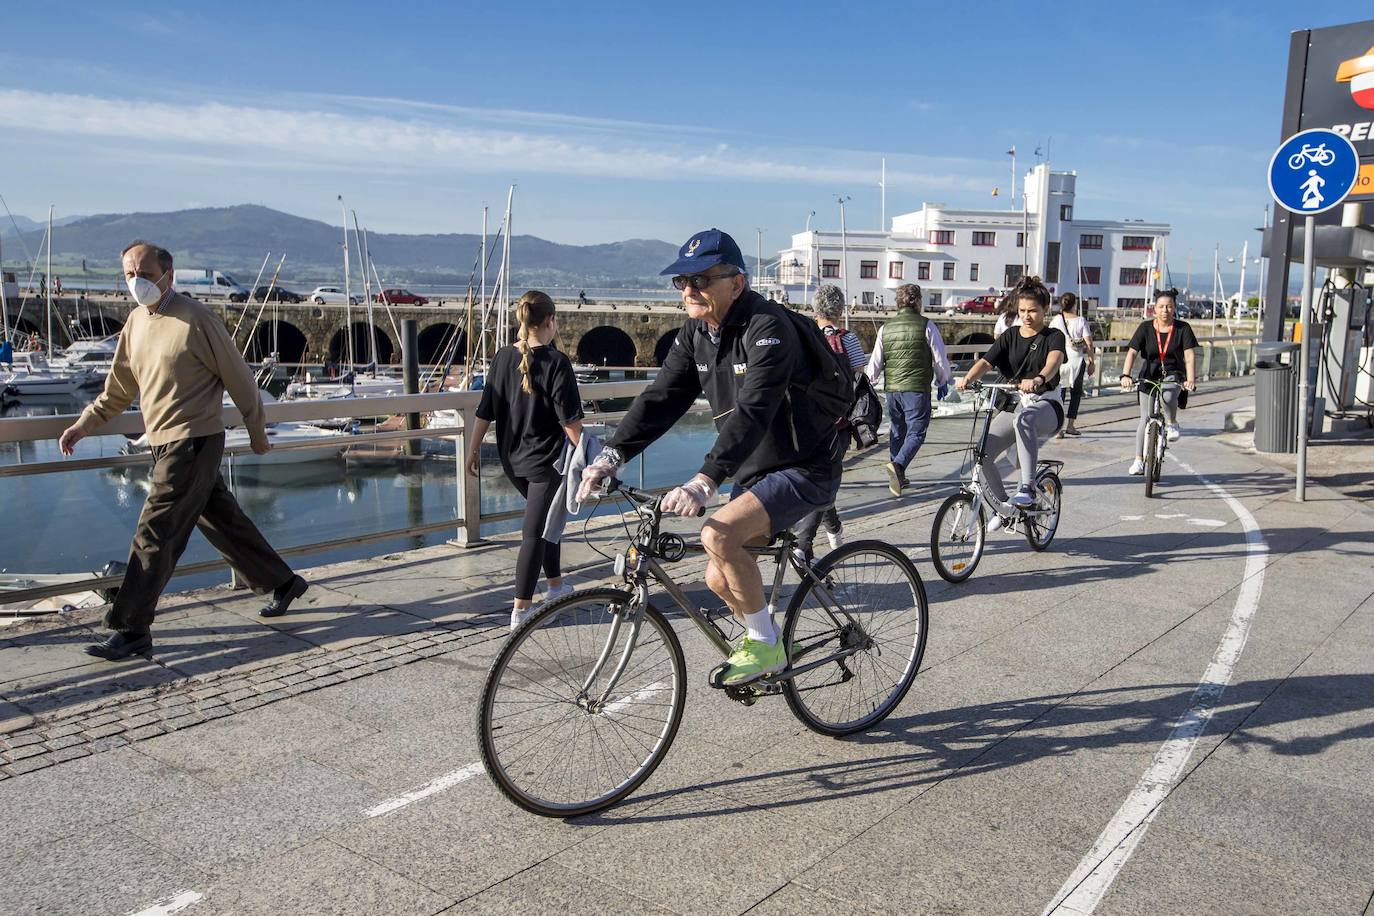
[361,681,666,819]
[364,762,485,818]
[1187,517,1226,528]
[127,890,203,916]
[1044,457,1268,915]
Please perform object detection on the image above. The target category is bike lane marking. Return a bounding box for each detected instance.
[126,890,204,916]
[362,680,670,818]
[1043,456,1268,915]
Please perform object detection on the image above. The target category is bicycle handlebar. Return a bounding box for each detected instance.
[602,480,706,518]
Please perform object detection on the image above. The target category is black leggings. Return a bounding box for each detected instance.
[511,469,563,601]
[1063,362,1086,420]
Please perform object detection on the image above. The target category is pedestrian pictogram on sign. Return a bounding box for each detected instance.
[1268,128,1361,215]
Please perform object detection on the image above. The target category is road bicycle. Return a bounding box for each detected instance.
[477,482,929,817]
[1135,375,1181,498]
[930,382,1063,583]
[1287,143,1335,169]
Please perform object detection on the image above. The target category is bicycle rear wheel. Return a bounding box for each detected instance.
[477,588,686,817]
[781,540,928,737]
[1144,422,1160,498]
[1025,472,1062,551]
[931,491,985,582]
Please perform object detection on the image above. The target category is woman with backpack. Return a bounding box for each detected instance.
[1050,292,1095,437]
[467,291,584,631]
[792,285,866,558]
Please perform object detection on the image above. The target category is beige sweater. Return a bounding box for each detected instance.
[76,292,267,448]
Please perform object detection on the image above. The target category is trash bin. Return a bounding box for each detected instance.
[1254,342,1298,453]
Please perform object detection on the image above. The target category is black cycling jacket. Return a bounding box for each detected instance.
[607,289,842,486]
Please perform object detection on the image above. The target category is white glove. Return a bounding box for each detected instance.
[577,455,619,502]
[660,474,718,518]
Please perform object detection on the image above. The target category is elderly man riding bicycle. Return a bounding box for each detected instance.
[578,229,845,686]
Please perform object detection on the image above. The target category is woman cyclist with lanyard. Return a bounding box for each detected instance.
[1051,292,1095,438]
[955,276,1065,513]
[467,291,584,630]
[1119,288,1197,475]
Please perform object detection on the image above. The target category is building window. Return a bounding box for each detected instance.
[1005,264,1024,286]
[931,230,954,245]
[917,261,930,280]
[821,259,840,278]
[928,291,942,308]
[1123,235,1154,251]
[972,231,996,246]
[1116,297,1146,309]
[1060,204,1073,221]
[861,291,875,305]
[969,263,980,282]
[1079,234,1103,249]
[1083,297,1100,311]
[1120,267,1146,286]
[1078,266,1102,285]
[860,260,878,279]
[942,262,955,281]
[888,261,903,279]
[1046,242,1061,285]
[1016,232,1025,248]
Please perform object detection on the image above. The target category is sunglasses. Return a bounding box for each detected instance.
[671,270,739,291]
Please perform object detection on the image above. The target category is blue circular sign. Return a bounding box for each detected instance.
[1268,129,1360,216]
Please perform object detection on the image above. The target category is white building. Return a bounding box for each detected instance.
[773,164,1170,313]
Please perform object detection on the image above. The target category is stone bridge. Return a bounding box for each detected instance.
[9,295,1012,367]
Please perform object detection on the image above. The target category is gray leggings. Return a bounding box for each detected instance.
[1135,386,1180,457]
[980,400,1061,501]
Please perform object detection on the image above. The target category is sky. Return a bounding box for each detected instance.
[1,1,1371,283]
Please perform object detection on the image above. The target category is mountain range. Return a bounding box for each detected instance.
[1,205,713,288]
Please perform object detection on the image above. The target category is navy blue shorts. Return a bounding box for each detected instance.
[730,467,841,535]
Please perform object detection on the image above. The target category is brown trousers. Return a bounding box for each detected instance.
[105,433,292,633]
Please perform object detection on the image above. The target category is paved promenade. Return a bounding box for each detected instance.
[3,378,1372,915]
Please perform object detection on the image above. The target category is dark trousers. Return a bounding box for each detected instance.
[794,505,841,555]
[106,433,292,633]
[887,391,932,474]
[1063,362,1086,420]
[511,467,562,601]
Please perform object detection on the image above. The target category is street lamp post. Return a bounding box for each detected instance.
[756,227,764,288]
[837,195,851,326]
[804,210,816,305]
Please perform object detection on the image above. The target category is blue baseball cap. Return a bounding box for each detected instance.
[660,228,747,276]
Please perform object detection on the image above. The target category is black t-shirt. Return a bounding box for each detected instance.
[1129,320,1198,380]
[476,344,583,478]
[982,326,1066,381]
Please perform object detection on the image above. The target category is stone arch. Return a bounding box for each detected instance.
[957,331,995,346]
[329,322,395,365]
[418,322,465,365]
[248,320,308,364]
[577,325,637,367]
[76,315,124,338]
[653,329,679,366]
[10,317,40,338]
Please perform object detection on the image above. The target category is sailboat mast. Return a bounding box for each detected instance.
[339,195,354,368]
[46,205,53,351]
[351,210,376,369]
[501,185,514,348]
[0,233,9,339]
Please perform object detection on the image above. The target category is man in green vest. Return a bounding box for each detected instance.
[864,283,952,496]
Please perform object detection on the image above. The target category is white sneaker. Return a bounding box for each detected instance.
[510,606,536,632]
[987,515,1005,533]
[544,582,575,604]
[1010,486,1036,508]
[1166,424,1181,442]
[825,531,844,551]
[1128,459,1145,476]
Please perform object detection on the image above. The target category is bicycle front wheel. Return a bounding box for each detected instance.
[477,588,686,817]
[1144,422,1160,498]
[931,491,985,582]
[781,540,928,737]
[1025,472,1062,551]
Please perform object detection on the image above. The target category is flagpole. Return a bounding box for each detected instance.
[1008,146,1016,210]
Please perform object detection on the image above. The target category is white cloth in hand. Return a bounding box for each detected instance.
[576,455,618,502]
[660,474,717,518]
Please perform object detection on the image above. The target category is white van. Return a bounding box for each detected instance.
[173,268,249,300]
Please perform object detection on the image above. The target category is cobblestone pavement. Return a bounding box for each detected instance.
[4,378,1373,915]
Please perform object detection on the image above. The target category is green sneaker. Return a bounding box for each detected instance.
[722,637,786,686]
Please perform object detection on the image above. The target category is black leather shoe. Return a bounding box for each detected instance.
[85,630,152,661]
[260,575,308,618]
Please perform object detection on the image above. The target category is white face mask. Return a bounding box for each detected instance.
[128,275,164,307]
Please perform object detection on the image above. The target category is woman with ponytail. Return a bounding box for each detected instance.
[468,291,584,630]
[955,276,1066,512]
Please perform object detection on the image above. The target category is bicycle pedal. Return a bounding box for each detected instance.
[707,662,730,690]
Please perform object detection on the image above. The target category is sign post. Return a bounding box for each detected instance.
[1268,128,1360,501]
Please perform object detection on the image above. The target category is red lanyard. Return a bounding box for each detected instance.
[1154,323,1174,367]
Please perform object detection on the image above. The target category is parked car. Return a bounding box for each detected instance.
[174,268,249,300]
[375,288,429,305]
[232,285,305,304]
[957,295,1000,314]
[307,286,360,305]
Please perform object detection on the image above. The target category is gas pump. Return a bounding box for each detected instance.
[1317,280,1374,416]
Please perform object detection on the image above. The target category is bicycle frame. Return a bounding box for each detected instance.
[577,485,871,707]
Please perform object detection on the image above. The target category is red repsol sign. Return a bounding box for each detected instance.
[1297,18,1374,195]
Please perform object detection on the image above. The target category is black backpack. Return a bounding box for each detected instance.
[780,310,857,430]
[848,373,883,449]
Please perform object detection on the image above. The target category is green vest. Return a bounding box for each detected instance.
[882,309,934,392]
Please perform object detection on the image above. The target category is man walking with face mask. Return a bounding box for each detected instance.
[58,240,308,661]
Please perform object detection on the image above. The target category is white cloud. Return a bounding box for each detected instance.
[0,88,990,193]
